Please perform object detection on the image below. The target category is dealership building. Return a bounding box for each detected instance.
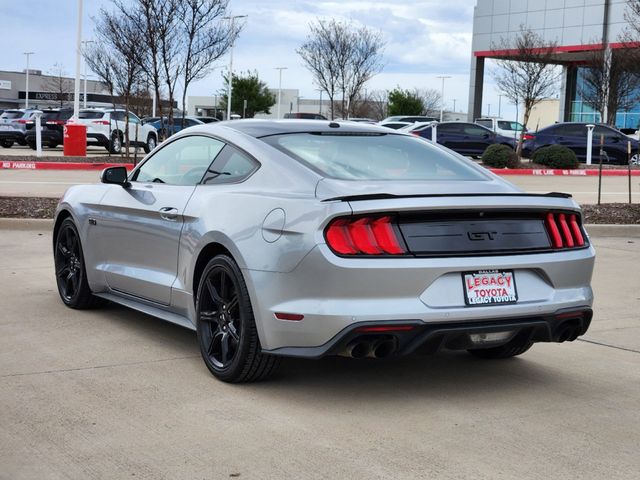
[469,0,640,129]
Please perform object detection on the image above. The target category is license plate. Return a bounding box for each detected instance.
[0,125,10,130]
[462,270,517,306]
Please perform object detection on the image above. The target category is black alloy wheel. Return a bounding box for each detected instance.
[196,255,280,382]
[54,218,102,309]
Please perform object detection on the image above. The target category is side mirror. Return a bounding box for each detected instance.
[101,166,130,187]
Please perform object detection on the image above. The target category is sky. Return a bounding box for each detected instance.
[0,0,517,118]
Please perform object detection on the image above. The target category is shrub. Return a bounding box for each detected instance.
[481,144,520,169]
[532,145,579,169]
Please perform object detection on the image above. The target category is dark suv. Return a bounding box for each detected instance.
[410,122,516,157]
[25,108,74,149]
[523,123,639,164]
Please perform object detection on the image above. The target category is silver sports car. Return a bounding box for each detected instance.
[53,120,595,383]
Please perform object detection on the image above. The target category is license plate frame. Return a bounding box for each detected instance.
[462,269,518,307]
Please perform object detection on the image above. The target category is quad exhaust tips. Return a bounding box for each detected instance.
[339,338,397,359]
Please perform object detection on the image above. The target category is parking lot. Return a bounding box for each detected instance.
[1,222,639,479]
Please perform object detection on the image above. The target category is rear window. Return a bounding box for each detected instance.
[1,111,24,119]
[497,121,523,131]
[78,111,105,119]
[262,133,487,181]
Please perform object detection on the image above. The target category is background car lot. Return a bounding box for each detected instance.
[0,223,638,479]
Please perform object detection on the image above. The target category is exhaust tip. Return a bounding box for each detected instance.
[372,340,396,358]
[349,341,370,359]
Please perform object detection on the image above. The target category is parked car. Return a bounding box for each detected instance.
[77,109,158,154]
[381,115,438,124]
[522,122,640,165]
[283,112,328,120]
[378,121,413,130]
[0,109,38,147]
[24,108,74,149]
[142,116,204,139]
[475,118,526,139]
[409,121,516,157]
[53,120,594,383]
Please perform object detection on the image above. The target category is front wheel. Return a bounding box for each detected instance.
[107,132,122,154]
[0,139,14,148]
[196,255,280,383]
[630,153,640,166]
[143,134,156,153]
[54,218,102,309]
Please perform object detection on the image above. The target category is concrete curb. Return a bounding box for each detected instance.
[2,217,638,238]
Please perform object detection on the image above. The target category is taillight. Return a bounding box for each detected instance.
[46,120,65,125]
[324,216,407,256]
[92,120,110,125]
[545,212,586,249]
[16,119,28,124]
[523,133,535,141]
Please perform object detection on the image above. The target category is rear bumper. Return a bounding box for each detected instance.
[267,308,592,358]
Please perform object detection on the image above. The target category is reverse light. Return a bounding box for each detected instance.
[325,216,407,256]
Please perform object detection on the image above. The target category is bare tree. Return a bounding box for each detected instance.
[44,63,73,107]
[579,46,640,125]
[415,88,442,117]
[176,0,240,124]
[298,19,385,119]
[491,27,561,157]
[366,89,389,120]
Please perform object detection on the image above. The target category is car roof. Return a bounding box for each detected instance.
[213,119,395,138]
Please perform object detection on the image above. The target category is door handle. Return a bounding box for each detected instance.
[159,207,179,221]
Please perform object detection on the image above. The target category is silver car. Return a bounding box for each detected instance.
[53,120,595,383]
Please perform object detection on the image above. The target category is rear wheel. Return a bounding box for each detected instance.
[467,341,533,359]
[107,132,122,154]
[0,139,14,148]
[54,218,103,309]
[629,153,640,165]
[27,142,37,150]
[196,255,280,383]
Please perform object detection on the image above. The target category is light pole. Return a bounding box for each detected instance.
[452,98,457,112]
[296,96,303,112]
[71,0,83,121]
[81,40,94,108]
[23,52,34,109]
[275,67,287,119]
[498,93,503,118]
[436,75,451,122]
[487,103,491,117]
[223,15,247,120]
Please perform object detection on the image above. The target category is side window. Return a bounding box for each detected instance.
[594,126,621,139]
[132,135,225,185]
[476,120,492,128]
[438,124,463,135]
[128,112,140,124]
[111,111,125,122]
[464,125,490,137]
[202,145,259,185]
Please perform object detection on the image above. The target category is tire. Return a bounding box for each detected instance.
[17,138,26,146]
[467,341,533,359]
[108,132,122,154]
[0,139,14,148]
[27,142,37,150]
[196,255,280,383]
[54,218,103,309]
[143,134,156,154]
[629,153,640,166]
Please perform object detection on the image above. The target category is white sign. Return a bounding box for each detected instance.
[0,80,11,90]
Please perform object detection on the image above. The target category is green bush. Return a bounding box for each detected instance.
[481,144,520,168]
[532,145,579,169]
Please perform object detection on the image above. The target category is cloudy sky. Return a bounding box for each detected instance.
[0,0,513,117]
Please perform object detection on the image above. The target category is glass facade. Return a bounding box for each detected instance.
[570,67,640,129]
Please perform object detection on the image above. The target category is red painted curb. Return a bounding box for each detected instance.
[1,161,134,170]
[1,160,639,177]
[489,168,640,176]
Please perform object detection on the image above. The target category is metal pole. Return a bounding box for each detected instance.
[275,67,287,119]
[498,94,502,118]
[586,124,594,165]
[34,111,42,157]
[488,103,491,117]
[152,90,156,117]
[72,0,83,121]
[598,134,604,205]
[318,89,323,115]
[23,52,34,109]
[452,99,456,112]
[436,75,451,122]
[223,15,247,121]
[628,140,632,204]
[81,40,93,108]
[432,123,437,143]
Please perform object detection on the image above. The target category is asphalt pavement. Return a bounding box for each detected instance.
[0,167,639,204]
[0,223,639,479]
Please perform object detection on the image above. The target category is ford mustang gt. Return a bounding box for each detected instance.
[53,120,595,382]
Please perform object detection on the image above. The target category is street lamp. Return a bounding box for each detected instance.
[81,40,94,108]
[23,52,34,109]
[316,88,323,116]
[71,0,84,121]
[223,14,247,120]
[498,93,504,118]
[436,75,451,122]
[275,67,287,119]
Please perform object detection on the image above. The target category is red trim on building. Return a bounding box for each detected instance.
[475,41,640,58]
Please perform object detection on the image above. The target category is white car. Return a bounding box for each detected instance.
[77,109,158,153]
[475,118,526,139]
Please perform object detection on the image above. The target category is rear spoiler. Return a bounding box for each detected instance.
[321,192,572,203]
